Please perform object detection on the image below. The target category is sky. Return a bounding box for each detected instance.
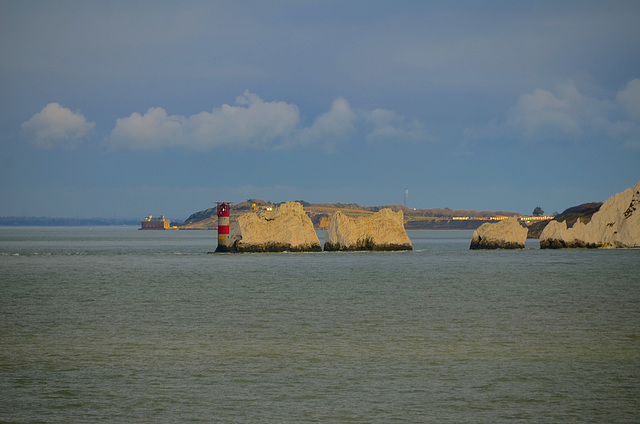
[1,0,639,220]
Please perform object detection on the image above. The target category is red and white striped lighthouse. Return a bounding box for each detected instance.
[214,202,232,252]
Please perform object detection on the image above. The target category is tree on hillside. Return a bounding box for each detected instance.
[532,206,544,216]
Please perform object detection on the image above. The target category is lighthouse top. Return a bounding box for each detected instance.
[216,202,231,217]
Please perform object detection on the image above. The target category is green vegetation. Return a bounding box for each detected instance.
[185,207,216,222]
[179,200,525,230]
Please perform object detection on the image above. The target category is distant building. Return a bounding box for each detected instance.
[140,215,170,230]
[519,215,554,222]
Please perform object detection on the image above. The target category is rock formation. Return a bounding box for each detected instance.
[230,202,322,252]
[540,180,640,248]
[470,217,528,249]
[324,208,412,251]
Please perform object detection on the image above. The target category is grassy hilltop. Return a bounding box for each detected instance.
[178,199,523,230]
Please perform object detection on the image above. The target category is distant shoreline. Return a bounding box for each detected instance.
[0,217,141,227]
[0,202,529,230]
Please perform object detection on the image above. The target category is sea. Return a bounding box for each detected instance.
[1,227,638,423]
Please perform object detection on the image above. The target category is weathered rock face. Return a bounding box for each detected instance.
[540,180,640,248]
[324,208,412,251]
[470,217,528,249]
[230,202,321,252]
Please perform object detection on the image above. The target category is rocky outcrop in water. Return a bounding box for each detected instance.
[230,202,321,252]
[470,217,528,249]
[324,208,412,251]
[540,180,640,248]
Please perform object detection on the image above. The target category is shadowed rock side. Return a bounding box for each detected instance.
[526,203,602,239]
[324,208,413,251]
[230,202,321,252]
[470,216,528,249]
[554,202,603,227]
[540,180,640,248]
[526,219,552,239]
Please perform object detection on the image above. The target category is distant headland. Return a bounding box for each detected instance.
[177,199,550,231]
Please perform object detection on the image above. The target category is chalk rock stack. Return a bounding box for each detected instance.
[324,208,413,251]
[540,180,640,248]
[231,202,322,252]
[470,216,528,249]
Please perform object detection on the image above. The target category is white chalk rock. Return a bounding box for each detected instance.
[540,180,640,248]
[324,208,412,251]
[231,202,321,252]
[470,216,527,249]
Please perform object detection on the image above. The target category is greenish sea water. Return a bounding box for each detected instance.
[1,228,638,423]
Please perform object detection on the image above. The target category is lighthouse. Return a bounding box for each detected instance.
[214,202,232,252]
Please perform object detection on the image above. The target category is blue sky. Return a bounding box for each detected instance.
[1,0,639,219]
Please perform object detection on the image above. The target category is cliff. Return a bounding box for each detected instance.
[230,202,322,252]
[324,208,412,251]
[470,217,528,249]
[540,180,640,248]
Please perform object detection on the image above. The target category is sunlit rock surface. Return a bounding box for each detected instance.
[231,202,321,252]
[540,180,640,248]
[324,208,412,251]
[470,216,527,249]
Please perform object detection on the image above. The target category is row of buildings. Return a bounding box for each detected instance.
[452,215,554,222]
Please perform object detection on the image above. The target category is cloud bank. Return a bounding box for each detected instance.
[109,91,299,150]
[108,91,429,151]
[21,103,95,148]
[616,79,640,122]
[26,80,639,154]
[363,108,428,143]
[464,78,640,150]
[507,79,640,147]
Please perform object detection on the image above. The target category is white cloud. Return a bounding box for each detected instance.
[462,78,640,152]
[21,103,95,148]
[294,97,357,152]
[508,82,600,140]
[109,90,300,150]
[108,92,431,152]
[503,79,640,147]
[110,107,185,150]
[616,78,640,122]
[363,108,429,143]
